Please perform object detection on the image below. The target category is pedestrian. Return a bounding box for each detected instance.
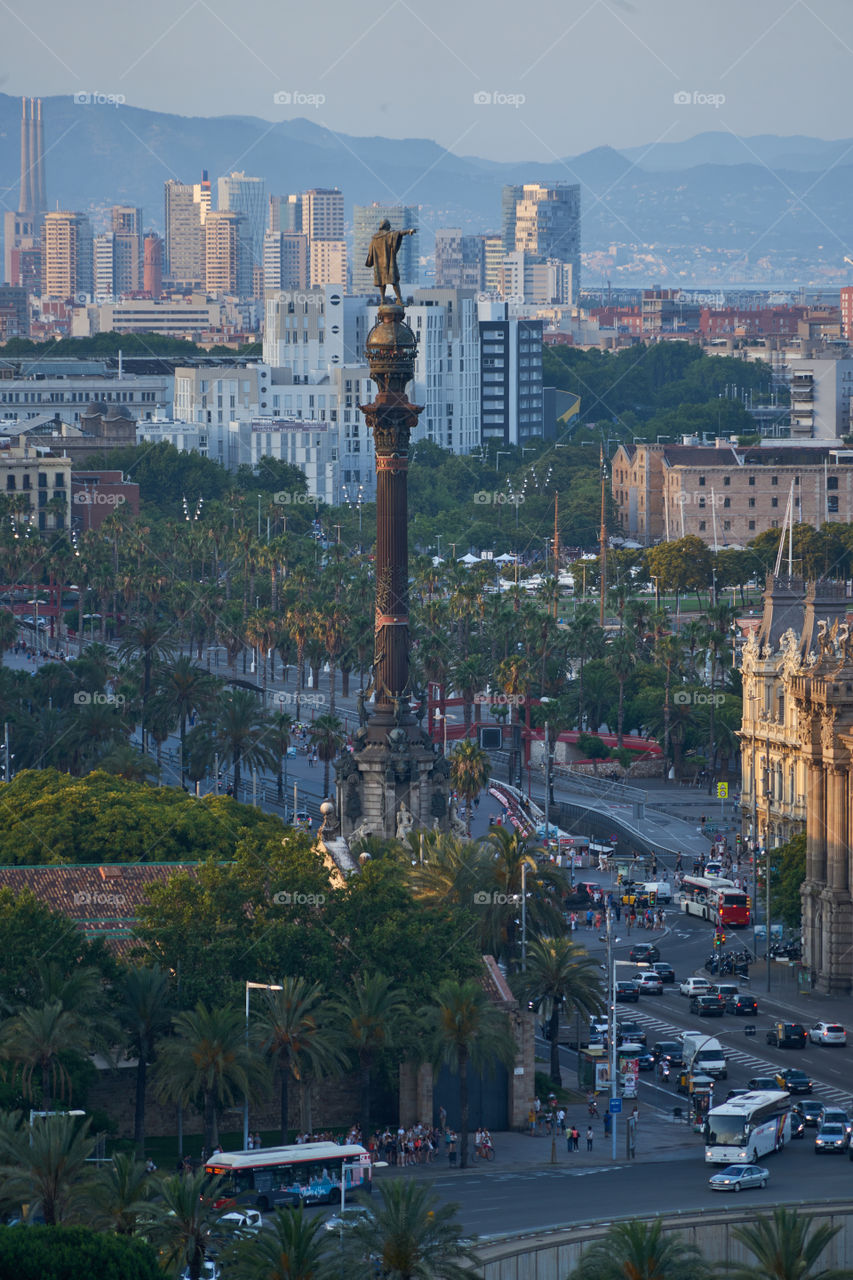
[448,1132,457,1167]
[247,1133,254,1150]
[571,1125,579,1151]
[528,1106,536,1135]
[254,1133,261,1149]
[556,1107,566,1136]
[586,1126,594,1152]
[604,1111,612,1138]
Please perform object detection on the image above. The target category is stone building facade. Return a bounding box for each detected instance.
[739,575,853,993]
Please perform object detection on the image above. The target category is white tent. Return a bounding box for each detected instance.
[459,552,481,565]
[494,553,518,564]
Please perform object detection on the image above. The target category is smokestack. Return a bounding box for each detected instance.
[35,98,46,212]
[19,97,32,214]
[27,99,36,215]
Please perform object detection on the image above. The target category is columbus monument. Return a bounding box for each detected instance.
[333,225,451,843]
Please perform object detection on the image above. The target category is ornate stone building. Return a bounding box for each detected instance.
[740,576,853,993]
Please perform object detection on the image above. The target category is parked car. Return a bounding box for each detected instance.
[809,1022,847,1047]
[708,1163,768,1192]
[633,971,664,995]
[615,980,639,1003]
[691,994,725,1017]
[680,976,713,997]
[774,1068,813,1094]
[765,1022,807,1049]
[652,962,676,984]
[628,943,660,964]
[726,994,758,1016]
[815,1123,848,1153]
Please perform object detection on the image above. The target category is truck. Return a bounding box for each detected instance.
[681,1032,728,1080]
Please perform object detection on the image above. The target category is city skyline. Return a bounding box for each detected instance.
[0,0,849,162]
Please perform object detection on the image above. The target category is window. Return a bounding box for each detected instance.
[723,497,730,508]
[828,496,839,513]
[5,476,14,491]
[698,476,706,487]
[749,475,755,486]
[828,476,838,490]
[749,497,755,508]
[723,520,731,530]
[771,497,778,508]
[724,476,730,486]
[699,520,706,531]
[749,520,756,530]
[771,476,778,486]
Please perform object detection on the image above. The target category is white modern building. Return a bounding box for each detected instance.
[0,368,172,424]
[263,286,369,378]
[478,299,544,445]
[787,356,853,440]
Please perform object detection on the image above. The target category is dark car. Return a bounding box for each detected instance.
[748,1076,780,1092]
[766,1021,807,1049]
[652,962,676,984]
[615,980,639,1003]
[652,1040,684,1067]
[726,994,758,1016]
[691,994,725,1017]
[617,1021,647,1046]
[775,1068,813,1094]
[790,1107,806,1139]
[628,943,660,964]
[799,1099,824,1126]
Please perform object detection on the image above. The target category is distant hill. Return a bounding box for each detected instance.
[1,96,851,285]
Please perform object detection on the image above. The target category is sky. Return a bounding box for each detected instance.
[0,0,850,160]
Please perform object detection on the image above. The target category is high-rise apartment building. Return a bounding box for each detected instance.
[164,174,209,286]
[501,185,524,255]
[269,194,302,234]
[143,233,163,298]
[483,235,503,292]
[510,183,580,300]
[352,204,419,295]
[302,188,344,242]
[263,232,309,291]
[42,211,93,299]
[111,206,143,294]
[218,172,266,271]
[309,239,347,290]
[204,211,251,296]
[478,299,544,445]
[434,229,486,291]
[93,233,115,299]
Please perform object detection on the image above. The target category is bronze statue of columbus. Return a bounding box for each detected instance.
[365,219,416,304]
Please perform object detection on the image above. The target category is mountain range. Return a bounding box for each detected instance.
[1,95,851,287]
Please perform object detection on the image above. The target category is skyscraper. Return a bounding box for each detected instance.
[164,176,208,286]
[269,194,302,234]
[501,185,524,255]
[309,239,347,290]
[204,211,252,296]
[302,189,344,241]
[111,206,143,294]
[218,172,266,273]
[263,231,309,290]
[434,228,484,291]
[94,233,115,299]
[42,211,93,299]
[511,183,580,300]
[352,204,419,295]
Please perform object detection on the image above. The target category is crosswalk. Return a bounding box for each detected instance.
[625,1007,851,1107]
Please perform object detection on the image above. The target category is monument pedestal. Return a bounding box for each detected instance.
[337,715,450,843]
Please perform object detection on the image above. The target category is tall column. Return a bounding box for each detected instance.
[806,761,826,883]
[827,766,848,893]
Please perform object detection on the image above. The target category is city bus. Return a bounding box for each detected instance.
[704,1090,791,1164]
[205,1142,372,1212]
[679,875,751,927]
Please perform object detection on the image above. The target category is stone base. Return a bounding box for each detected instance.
[336,714,450,841]
[808,884,853,994]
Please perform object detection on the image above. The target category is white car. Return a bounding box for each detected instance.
[679,976,713,997]
[324,1205,374,1232]
[634,971,664,995]
[218,1208,263,1234]
[708,1163,768,1192]
[809,1021,847,1046]
[181,1263,219,1280]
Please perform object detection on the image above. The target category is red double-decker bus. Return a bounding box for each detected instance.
[679,875,751,928]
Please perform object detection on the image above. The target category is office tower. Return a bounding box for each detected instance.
[143,233,163,298]
[309,239,347,290]
[501,184,523,255]
[270,193,302,234]
[263,231,309,290]
[434,228,485,291]
[512,183,580,300]
[482,235,503,291]
[217,171,266,271]
[478,299,544,445]
[164,176,208,285]
[204,211,251,296]
[94,233,115,299]
[352,204,419,294]
[42,211,93,299]
[111,206,143,293]
[302,188,344,241]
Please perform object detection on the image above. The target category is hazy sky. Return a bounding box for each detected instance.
[1,0,850,160]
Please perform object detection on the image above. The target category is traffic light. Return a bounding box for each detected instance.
[648,891,656,906]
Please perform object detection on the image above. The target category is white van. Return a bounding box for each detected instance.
[681,1032,728,1080]
[643,881,672,904]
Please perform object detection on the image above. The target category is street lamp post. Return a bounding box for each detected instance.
[244,981,283,1148]
[521,859,528,972]
[606,911,618,1161]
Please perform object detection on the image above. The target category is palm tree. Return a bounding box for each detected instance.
[285,605,311,721]
[481,826,563,969]
[494,653,532,787]
[0,1000,91,1112]
[117,964,172,1157]
[308,713,346,797]
[89,1151,157,1236]
[148,1168,225,1280]
[569,1218,709,1280]
[150,656,218,788]
[424,977,515,1170]
[449,738,490,836]
[655,634,684,775]
[0,1113,97,1226]
[0,608,17,665]
[566,603,606,729]
[118,615,174,753]
[227,1205,338,1280]
[211,687,276,796]
[257,979,346,1146]
[727,1208,853,1280]
[334,973,407,1139]
[266,709,294,801]
[341,1180,478,1279]
[153,1003,267,1151]
[517,938,604,1085]
[609,633,636,748]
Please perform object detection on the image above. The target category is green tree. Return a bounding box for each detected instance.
[570,1218,709,1280]
[89,1152,157,1236]
[308,713,346,798]
[727,1207,853,1280]
[518,938,604,1085]
[257,979,346,1146]
[149,656,218,788]
[609,633,637,747]
[0,1225,160,1280]
[153,1003,267,1150]
[341,1179,478,1279]
[226,1205,337,1280]
[0,608,17,665]
[449,738,490,835]
[334,973,407,1139]
[0,1113,96,1227]
[206,687,276,796]
[424,977,516,1170]
[117,964,172,1157]
[0,1001,91,1112]
[147,1168,225,1280]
